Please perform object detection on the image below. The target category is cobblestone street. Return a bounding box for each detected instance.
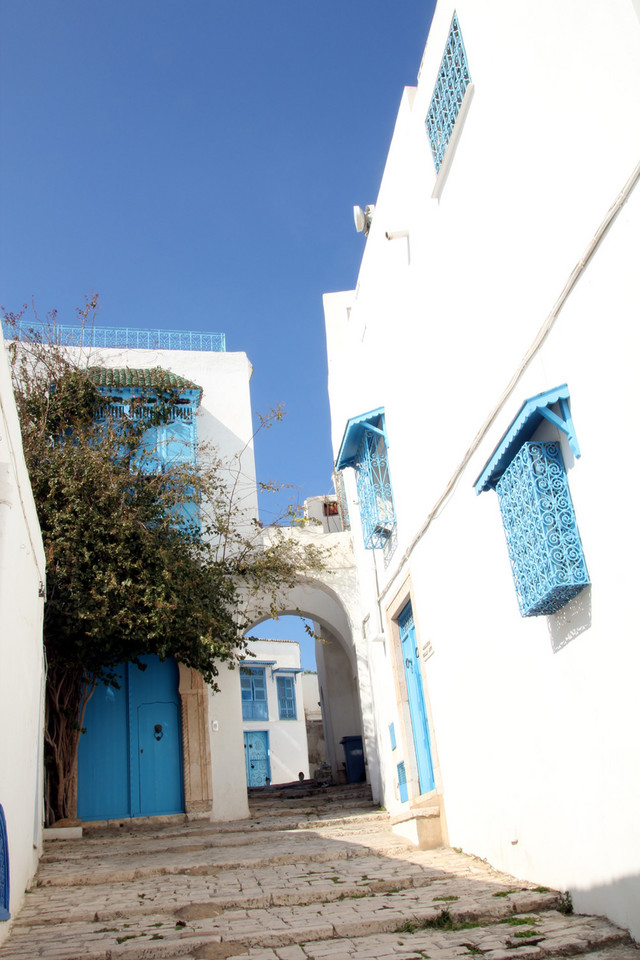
[2,786,637,960]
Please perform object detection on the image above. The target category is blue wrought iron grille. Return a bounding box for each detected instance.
[241,667,268,721]
[276,676,297,720]
[425,12,471,173]
[2,321,225,353]
[397,762,408,803]
[496,442,589,617]
[355,424,395,550]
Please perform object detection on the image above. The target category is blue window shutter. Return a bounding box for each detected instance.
[389,723,397,751]
[241,667,268,721]
[277,676,297,720]
[397,762,408,803]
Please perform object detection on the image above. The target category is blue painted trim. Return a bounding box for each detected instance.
[0,804,10,920]
[335,407,386,470]
[389,723,397,751]
[474,384,580,494]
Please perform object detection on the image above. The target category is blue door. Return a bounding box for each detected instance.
[78,656,184,820]
[399,603,435,795]
[244,731,271,787]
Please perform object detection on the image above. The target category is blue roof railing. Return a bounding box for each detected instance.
[1,322,225,353]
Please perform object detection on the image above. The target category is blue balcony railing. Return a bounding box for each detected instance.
[2,321,225,353]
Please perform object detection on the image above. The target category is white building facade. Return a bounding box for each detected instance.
[241,639,309,787]
[0,328,46,945]
[324,0,640,940]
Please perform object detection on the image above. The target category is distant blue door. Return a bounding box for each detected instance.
[399,603,435,795]
[78,656,184,821]
[244,731,271,787]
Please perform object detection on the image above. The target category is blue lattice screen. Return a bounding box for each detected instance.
[355,427,395,549]
[425,12,471,172]
[397,762,408,803]
[496,442,589,617]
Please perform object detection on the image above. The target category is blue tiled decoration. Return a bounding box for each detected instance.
[425,12,471,172]
[496,442,589,617]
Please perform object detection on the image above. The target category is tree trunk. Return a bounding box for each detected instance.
[44,662,94,825]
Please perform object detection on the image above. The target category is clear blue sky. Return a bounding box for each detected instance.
[1,1,436,666]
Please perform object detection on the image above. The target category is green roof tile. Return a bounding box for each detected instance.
[87,366,202,396]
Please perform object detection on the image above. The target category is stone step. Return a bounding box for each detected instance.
[2,905,633,960]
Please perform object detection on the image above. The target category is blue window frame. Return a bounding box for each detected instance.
[425,12,471,173]
[276,675,297,720]
[241,667,268,721]
[335,408,395,550]
[475,386,589,617]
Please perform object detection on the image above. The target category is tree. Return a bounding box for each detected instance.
[2,300,325,824]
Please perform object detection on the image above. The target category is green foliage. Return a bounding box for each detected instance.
[3,299,326,822]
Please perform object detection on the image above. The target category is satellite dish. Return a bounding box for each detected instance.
[353,205,366,233]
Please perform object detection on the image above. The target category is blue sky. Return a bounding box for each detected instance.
[1,0,436,666]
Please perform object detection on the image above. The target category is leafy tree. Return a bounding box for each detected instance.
[2,300,325,824]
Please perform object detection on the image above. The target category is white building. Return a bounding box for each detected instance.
[241,639,309,786]
[0,327,46,945]
[324,0,640,940]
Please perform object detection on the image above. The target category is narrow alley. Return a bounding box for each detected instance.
[1,785,636,960]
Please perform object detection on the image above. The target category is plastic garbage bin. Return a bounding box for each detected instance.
[340,735,365,783]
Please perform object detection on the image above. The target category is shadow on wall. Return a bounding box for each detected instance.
[548,586,592,654]
[571,871,640,945]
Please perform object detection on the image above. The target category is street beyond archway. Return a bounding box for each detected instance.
[2,785,636,959]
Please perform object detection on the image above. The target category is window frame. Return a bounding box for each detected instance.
[241,666,269,721]
[276,675,297,721]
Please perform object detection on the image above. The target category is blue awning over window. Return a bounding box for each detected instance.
[474,384,580,494]
[335,407,386,470]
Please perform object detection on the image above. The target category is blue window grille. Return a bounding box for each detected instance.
[335,409,395,550]
[389,723,397,751]
[276,676,297,720]
[0,804,9,921]
[397,762,409,803]
[425,12,471,173]
[496,441,589,617]
[241,667,268,721]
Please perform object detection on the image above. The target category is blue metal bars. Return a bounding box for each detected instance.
[354,421,396,550]
[425,12,471,172]
[2,321,225,353]
[496,442,589,616]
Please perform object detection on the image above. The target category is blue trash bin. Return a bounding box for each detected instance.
[340,735,365,783]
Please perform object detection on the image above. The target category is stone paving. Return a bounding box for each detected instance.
[1,785,637,960]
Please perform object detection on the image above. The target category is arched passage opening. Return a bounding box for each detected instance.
[243,573,378,797]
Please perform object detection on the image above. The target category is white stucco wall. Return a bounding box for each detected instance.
[324,0,640,940]
[242,639,309,785]
[207,665,249,821]
[0,330,46,944]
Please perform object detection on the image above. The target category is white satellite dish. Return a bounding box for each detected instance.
[353,205,366,233]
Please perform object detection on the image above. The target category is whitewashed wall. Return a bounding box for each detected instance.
[243,640,309,785]
[0,330,46,945]
[324,0,640,939]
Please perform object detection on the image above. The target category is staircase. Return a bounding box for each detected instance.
[1,786,636,959]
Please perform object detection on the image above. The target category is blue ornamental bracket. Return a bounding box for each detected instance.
[474,385,580,494]
[537,397,580,459]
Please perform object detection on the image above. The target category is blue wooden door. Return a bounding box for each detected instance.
[78,656,184,820]
[244,731,271,787]
[399,603,435,795]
